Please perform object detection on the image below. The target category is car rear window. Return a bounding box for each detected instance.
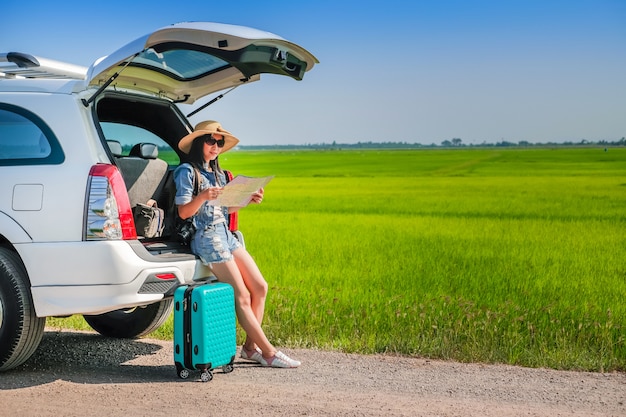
[132,48,229,81]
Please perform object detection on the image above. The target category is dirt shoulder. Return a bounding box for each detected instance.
[0,330,624,417]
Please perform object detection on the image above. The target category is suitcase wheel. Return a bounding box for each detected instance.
[200,370,213,382]
[178,369,190,380]
[222,364,234,373]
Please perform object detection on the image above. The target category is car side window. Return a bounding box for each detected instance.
[0,104,64,165]
[100,122,180,165]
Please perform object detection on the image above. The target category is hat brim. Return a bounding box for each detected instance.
[178,128,239,154]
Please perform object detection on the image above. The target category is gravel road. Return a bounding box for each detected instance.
[0,329,624,417]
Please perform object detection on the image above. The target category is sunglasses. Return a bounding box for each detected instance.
[203,134,225,148]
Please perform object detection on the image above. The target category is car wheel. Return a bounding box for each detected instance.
[83,298,173,338]
[0,247,46,371]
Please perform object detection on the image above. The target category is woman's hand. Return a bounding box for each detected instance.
[178,186,223,219]
[202,186,223,201]
[249,187,264,204]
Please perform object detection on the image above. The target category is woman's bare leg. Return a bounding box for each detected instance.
[232,247,268,350]
[211,252,300,368]
[210,259,276,357]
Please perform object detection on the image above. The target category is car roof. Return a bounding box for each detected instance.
[0,52,87,79]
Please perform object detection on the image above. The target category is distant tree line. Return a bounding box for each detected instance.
[240,137,626,150]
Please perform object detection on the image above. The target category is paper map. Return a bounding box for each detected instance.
[207,175,274,207]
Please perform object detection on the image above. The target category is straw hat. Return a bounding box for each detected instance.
[178,120,240,154]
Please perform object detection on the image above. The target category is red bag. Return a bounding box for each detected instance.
[224,170,238,232]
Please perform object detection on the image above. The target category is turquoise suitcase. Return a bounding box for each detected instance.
[173,281,236,381]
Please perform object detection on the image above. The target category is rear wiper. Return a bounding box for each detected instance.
[81,52,140,107]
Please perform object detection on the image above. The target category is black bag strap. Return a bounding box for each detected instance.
[190,163,201,196]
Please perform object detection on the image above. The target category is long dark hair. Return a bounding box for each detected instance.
[185,135,224,186]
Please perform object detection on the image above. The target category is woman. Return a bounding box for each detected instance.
[174,120,300,368]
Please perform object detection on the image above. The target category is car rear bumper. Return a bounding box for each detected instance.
[16,240,211,317]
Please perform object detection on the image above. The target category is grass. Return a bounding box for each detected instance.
[49,147,626,371]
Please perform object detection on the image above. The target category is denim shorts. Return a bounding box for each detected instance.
[192,222,242,265]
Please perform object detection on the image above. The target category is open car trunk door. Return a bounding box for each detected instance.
[86,22,318,104]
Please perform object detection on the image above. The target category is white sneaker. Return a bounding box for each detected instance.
[240,346,263,363]
[258,351,301,368]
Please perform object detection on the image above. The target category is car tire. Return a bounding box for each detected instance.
[0,247,46,371]
[83,299,173,338]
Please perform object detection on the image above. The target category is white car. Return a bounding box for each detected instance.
[0,22,317,371]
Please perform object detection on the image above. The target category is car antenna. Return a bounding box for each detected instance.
[81,52,140,107]
[186,85,240,118]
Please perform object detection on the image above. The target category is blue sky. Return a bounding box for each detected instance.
[2,0,625,146]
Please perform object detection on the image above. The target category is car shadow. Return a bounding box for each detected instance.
[1,330,176,388]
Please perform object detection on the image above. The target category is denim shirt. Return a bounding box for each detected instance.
[173,163,229,231]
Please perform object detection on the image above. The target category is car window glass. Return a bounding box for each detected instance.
[0,109,51,160]
[101,122,180,165]
[133,48,229,81]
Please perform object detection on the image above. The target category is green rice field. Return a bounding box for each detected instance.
[51,147,626,371]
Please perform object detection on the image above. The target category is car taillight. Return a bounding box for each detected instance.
[155,273,177,280]
[84,164,137,240]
